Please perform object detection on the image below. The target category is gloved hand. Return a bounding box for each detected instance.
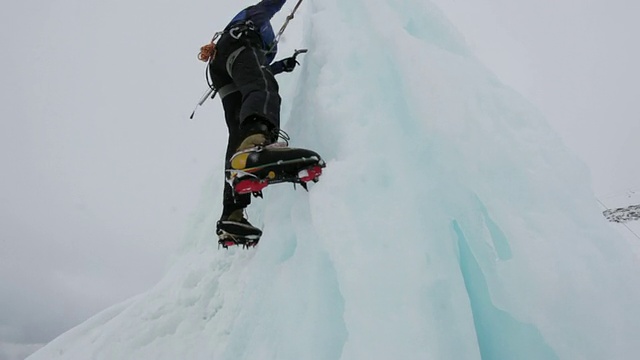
[281,57,299,72]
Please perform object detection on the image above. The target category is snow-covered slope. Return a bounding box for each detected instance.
[29,0,640,359]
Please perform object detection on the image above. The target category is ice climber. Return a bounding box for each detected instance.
[198,0,324,248]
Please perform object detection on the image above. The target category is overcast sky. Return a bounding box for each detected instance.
[1,0,638,355]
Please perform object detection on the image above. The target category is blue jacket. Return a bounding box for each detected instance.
[226,0,287,64]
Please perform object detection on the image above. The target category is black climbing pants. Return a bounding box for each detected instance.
[219,91,251,216]
[209,30,281,131]
[209,30,282,217]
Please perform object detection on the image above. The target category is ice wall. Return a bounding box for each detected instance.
[29,0,640,359]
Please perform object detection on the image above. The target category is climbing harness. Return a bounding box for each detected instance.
[190,0,306,119]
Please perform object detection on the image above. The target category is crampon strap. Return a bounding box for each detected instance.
[298,165,323,182]
[233,165,324,195]
[235,178,269,194]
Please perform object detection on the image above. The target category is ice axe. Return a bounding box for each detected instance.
[291,48,308,66]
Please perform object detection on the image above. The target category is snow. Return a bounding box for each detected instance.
[28,0,640,359]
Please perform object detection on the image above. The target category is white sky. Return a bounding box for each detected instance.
[0,0,638,351]
[435,0,640,197]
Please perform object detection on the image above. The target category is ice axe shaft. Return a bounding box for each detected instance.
[270,0,305,52]
[190,87,218,120]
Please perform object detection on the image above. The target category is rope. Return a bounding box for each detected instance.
[268,0,305,53]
